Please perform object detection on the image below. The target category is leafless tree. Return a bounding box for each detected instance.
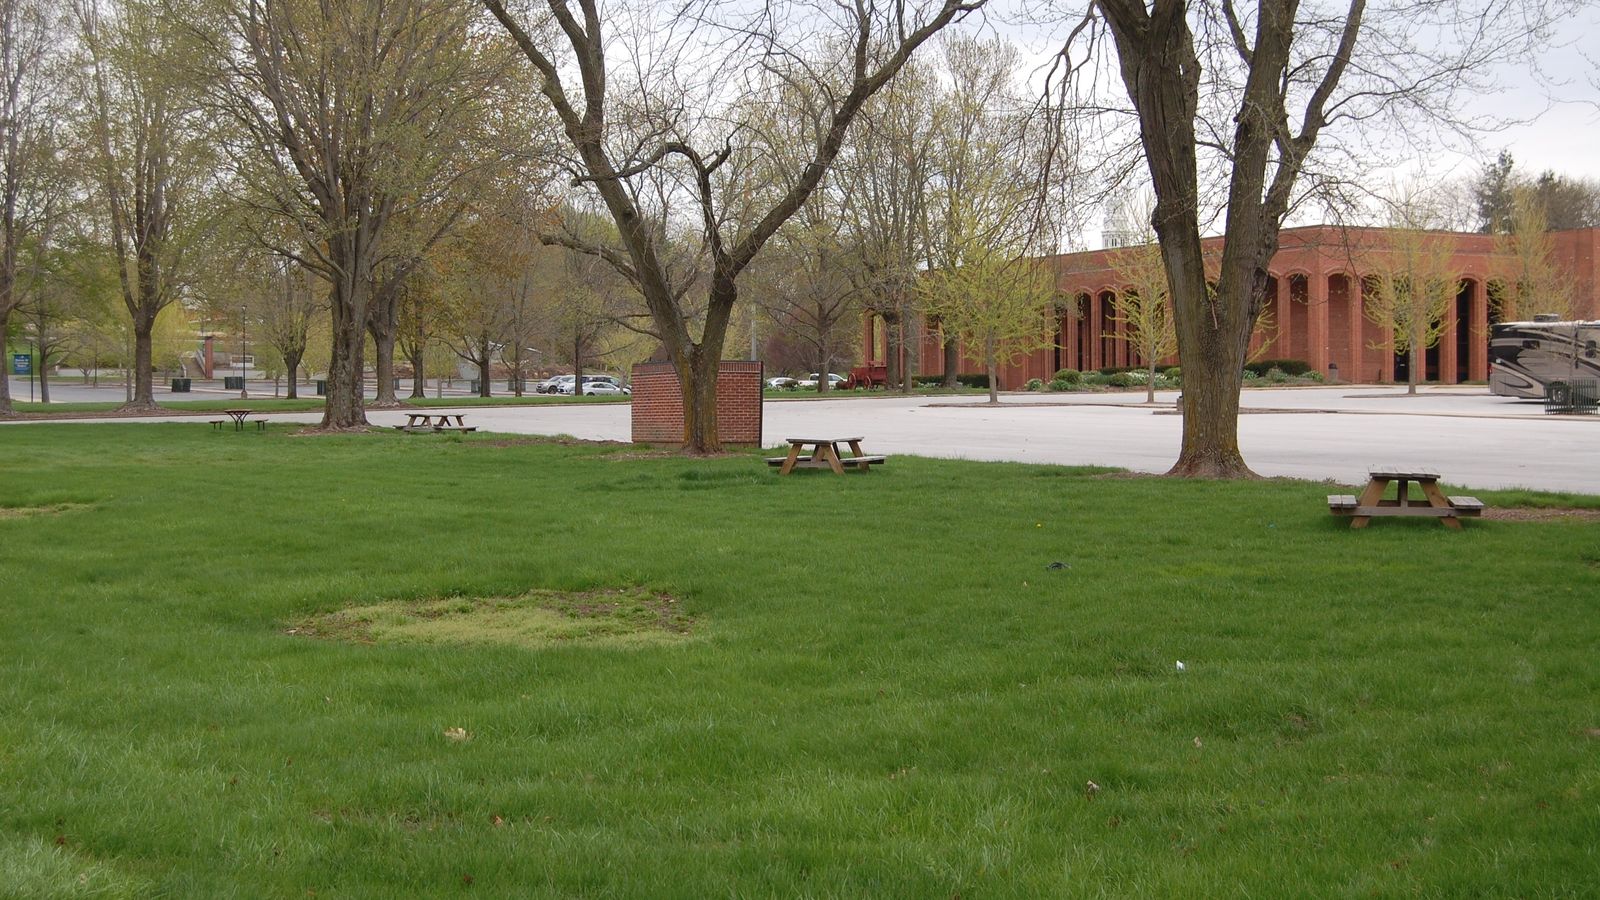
[1047,0,1574,476]
[482,0,983,451]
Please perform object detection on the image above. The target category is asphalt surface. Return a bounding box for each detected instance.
[5,381,1598,494]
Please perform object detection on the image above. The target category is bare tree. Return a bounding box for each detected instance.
[0,0,64,416]
[1050,0,1572,476]
[482,0,983,451]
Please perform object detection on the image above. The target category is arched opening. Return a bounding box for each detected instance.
[1327,274,1352,378]
[1099,290,1118,370]
[1074,292,1090,371]
[1455,279,1476,383]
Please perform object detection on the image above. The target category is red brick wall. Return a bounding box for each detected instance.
[631,361,764,445]
[871,224,1600,385]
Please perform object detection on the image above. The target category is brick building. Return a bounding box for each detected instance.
[865,224,1600,387]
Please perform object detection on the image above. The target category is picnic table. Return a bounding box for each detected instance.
[1328,467,1484,529]
[397,412,475,433]
[214,408,266,431]
[766,436,886,475]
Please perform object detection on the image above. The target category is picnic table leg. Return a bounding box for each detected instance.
[1420,479,1463,529]
[779,443,803,475]
[846,439,869,471]
[1351,477,1387,529]
[822,442,846,475]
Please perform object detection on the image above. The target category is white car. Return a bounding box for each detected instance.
[797,373,846,389]
[559,375,621,395]
[767,376,799,390]
[581,381,629,396]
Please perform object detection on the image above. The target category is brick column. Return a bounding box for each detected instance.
[1439,295,1459,385]
[1350,275,1366,383]
[1307,271,1329,374]
[1088,292,1103,370]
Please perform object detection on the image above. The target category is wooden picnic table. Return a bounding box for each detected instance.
[1328,466,1484,529]
[767,436,886,475]
[398,412,475,433]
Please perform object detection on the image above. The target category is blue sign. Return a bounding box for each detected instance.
[11,353,29,375]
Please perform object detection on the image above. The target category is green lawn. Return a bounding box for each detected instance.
[2,424,1597,897]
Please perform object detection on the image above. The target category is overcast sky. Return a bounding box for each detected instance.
[1436,2,1600,182]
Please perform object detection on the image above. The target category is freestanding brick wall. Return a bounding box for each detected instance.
[631,361,763,445]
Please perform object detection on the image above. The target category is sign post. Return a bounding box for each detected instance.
[11,352,32,403]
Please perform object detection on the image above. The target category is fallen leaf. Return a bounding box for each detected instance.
[444,727,471,742]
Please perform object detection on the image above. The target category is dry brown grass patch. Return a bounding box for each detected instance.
[288,587,693,649]
[0,503,89,520]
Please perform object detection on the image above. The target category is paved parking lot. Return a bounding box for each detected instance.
[6,383,1597,493]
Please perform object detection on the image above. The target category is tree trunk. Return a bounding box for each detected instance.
[985,336,999,405]
[942,333,959,389]
[285,354,302,399]
[0,308,13,416]
[1147,361,1157,404]
[39,359,50,403]
[900,313,915,394]
[321,289,369,429]
[572,333,583,399]
[409,347,426,399]
[368,308,401,407]
[126,321,157,410]
[1408,344,1420,395]
[478,355,492,398]
[680,345,721,453]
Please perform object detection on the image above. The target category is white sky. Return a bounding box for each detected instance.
[988,2,1600,246]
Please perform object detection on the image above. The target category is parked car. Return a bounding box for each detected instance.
[767,376,799,390]
[557,374,621,395]
[797,372,846,389]
[536,375,571,394]
[581,381,630,396]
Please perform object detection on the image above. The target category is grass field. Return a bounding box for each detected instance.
[1,423,1597,897]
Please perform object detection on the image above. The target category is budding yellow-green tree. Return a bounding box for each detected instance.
[1363,221,1460,395]
[1109,236,1178,403]
[1491,186,1578,321]
[918,252,1056,404]
[917,36,1056,405]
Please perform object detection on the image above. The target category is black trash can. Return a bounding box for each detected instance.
[224,376,244,390]
[170,377,191,393]
[469,379,481,394]
[315,380,327,396]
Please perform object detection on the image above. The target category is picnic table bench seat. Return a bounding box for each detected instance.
[765,454,886,467]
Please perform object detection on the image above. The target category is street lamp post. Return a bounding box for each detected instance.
[523,347,542,394]
[239,305,248,400]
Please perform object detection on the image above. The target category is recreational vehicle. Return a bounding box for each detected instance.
[1487,316,1600,400]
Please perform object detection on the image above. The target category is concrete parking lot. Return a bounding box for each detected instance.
[6,381,1597,493]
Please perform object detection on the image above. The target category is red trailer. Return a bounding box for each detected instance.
[844,363,888,389]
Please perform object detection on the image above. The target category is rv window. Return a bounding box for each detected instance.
[1586,340,1598,357]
